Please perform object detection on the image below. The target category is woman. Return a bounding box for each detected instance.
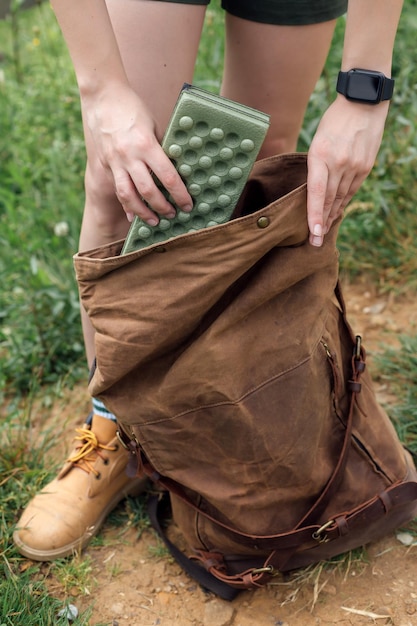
[14,0,403,561]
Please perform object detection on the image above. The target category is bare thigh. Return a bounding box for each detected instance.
[80,0,206,251]
[221,15,337,157]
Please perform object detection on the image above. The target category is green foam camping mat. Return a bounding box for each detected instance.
[121,84,270,254]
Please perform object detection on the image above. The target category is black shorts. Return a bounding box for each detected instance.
[154,0,347,25]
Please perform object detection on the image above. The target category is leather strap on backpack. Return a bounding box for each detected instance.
[148,478,417,594]
[147,492,242,601]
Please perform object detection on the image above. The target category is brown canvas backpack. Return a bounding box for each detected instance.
[74,153,417,599]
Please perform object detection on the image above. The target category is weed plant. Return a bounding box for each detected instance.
[0,2,417,623]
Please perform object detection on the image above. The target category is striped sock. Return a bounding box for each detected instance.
[92,397,117,422]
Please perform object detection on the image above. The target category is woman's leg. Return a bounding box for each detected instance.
[81,0,207,364]
[221,14,337,158]
[13,0,207,562]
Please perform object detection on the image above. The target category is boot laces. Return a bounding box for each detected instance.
[67,427,117,476]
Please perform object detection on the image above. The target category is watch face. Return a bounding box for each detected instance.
[347,71,383,103]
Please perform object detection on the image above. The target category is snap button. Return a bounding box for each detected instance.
[257,216,270,229]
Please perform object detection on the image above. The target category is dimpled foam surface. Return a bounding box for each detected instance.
[121,85,270,254]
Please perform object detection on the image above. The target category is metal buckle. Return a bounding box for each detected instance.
[312,520,335,544]
[251,565,276,576]
[116,430,129,450]
[354,334,362,360]
[116,427,138,451]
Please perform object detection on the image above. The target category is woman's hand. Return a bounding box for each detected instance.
[83,82,193,224]
[307,96,389,246]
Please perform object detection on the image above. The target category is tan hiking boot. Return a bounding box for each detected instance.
[13,414,148,561]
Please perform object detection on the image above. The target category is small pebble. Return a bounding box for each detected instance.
[396,531,415,546]
[57,604,78,621]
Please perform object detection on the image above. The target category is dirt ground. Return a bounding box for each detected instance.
[26,280,417,626]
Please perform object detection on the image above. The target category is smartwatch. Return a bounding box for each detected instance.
[336,69,394,105]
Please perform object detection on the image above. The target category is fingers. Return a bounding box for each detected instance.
[111,138,193,226]
[307,152,371,246]
[307,153,361,246]
[306,154,328,247]
[113,156,192,226]
[146,147,193,215]
[307,169,363,247]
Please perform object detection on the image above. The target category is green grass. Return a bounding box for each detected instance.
[375,334,417,449]
[0,2,85,397]
[1,1,417,623]
[0,571,92,626]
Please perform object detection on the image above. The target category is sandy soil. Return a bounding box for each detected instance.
[22,281,417,625]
